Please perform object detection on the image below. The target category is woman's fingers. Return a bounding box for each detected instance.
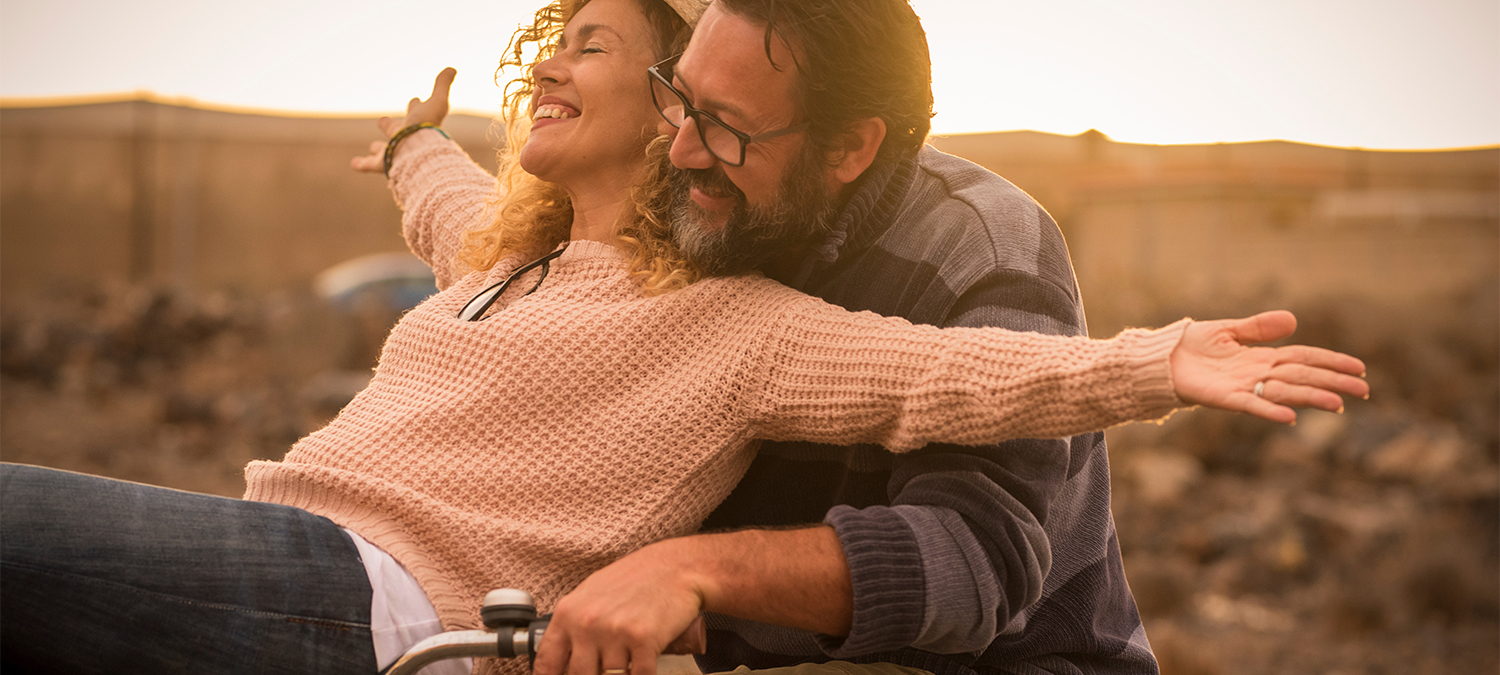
[1241,360,1370,421]
[349,140,387,173]
[376,115,402,138]
[401,68,456,128]
[352,69,456,174]
[429,67,456,106]
[1236,392,1297,425]
[1257,379,1346,413]
[1266,362,1370,399]
[1274,344,1367,377]
[1239,361,1369,420]
[350,142,381,172]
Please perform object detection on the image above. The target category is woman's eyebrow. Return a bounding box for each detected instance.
[566,23,622,46]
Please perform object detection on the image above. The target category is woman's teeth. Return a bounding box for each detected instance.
[533,105,576,121]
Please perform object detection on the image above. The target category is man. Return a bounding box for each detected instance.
[536,1,1160,674]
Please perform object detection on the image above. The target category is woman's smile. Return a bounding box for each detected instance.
[531,96,581,129]
[517,0,662,188]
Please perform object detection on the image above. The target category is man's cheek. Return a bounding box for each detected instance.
[726,172,773,211]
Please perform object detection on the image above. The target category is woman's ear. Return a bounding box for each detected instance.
[826,117,887,186]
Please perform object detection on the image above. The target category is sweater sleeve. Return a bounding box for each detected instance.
[745,296,1189,452]
[386,129,498,290]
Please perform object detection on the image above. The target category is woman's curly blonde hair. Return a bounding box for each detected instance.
[456,0,703,294]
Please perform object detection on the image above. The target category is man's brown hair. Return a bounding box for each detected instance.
[715,0,935,163]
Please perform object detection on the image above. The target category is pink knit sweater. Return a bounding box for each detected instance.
[243,131,1187,637]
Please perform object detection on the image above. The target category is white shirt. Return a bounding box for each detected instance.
[344,528,472,675]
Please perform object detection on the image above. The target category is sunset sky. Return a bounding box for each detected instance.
[1,0,1495,149]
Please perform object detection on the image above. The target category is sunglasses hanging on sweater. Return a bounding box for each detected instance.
[456,246,567,321]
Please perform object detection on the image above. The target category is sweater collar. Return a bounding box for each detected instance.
[557,238,625,262]
[764,152,919,287]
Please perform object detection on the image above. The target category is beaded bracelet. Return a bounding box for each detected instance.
[383,122,451,176]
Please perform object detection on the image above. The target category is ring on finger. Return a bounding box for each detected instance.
[1253,381,1266,398]
[603,669,628,674]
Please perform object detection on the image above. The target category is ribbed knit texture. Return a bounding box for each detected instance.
[390,129,496,288]
[243,134,1187,673]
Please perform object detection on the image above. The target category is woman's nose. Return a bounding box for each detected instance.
[533,54,566,86]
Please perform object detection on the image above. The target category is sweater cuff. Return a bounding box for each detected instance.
[1121,318,1191,421]
[817,505,925,657]
[387,129,461,204]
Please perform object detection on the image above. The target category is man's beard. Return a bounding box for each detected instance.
[667,144,838,277]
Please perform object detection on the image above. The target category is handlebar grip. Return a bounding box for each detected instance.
[662,615,707,655]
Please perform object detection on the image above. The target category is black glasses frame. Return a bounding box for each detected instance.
[456,247,567,321]
[648,54,808,167]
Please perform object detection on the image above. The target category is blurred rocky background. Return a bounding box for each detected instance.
[3,99,1496,674]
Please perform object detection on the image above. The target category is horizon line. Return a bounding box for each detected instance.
[3,91,1498,154]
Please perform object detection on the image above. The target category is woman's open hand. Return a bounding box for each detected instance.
[1171,310,1369,424]
[351,67,457,173]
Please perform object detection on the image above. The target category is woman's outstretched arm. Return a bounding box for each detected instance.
[350,68,497,288]
[537,307,1368,675]
[746,298,1368,450]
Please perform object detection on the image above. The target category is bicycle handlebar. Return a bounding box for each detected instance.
[385,589,707,675]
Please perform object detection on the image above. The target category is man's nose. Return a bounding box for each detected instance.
[667,116,716,170]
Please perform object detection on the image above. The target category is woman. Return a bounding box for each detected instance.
[0,1,1367,674]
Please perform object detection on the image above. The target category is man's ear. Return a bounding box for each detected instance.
[827,117,887,186]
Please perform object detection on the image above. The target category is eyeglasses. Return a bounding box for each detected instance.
[648,54,808,167]
[456,247,566,321]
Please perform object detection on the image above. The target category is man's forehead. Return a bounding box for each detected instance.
[677,4,798,122]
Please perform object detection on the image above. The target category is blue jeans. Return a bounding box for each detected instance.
[0,463,378,674]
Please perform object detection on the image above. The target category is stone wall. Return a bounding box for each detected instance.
[6,98,1493,337]
[1,99,499,299]
[930,131,1499,336]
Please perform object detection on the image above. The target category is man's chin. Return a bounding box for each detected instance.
[671,202,746,277]
[687,188,735,232]
[666,143,837,278]
[684,204,732,235]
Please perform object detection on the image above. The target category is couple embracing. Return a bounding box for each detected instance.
[0,1,1367,674]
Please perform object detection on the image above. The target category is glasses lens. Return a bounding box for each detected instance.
[650,74,686,128]
[649,56,746,166]
[696,118,746,166]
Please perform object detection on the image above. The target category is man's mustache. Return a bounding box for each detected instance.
[679,167,746,203]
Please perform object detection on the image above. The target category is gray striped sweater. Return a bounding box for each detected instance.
[698,146,1159,675]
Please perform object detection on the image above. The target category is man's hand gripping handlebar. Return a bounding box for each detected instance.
[385,589,707,675]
